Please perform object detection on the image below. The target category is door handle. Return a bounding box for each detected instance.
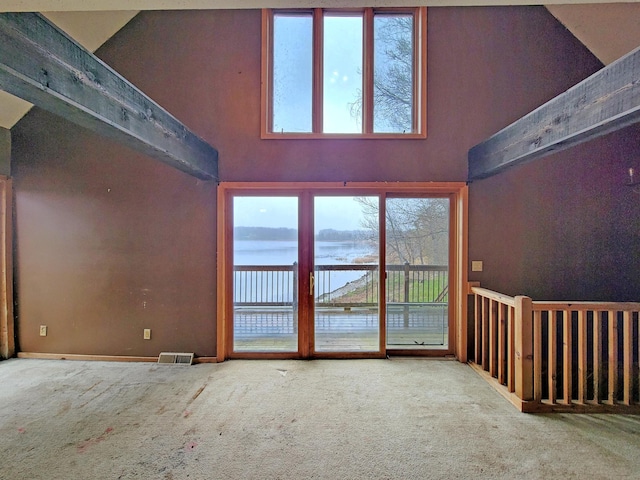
[310,272,314,296]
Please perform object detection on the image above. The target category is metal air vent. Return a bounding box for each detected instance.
[157,352,194,365]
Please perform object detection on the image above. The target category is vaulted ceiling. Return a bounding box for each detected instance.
[1,1,640,130]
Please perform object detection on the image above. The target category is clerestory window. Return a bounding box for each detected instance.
[261,8,427,138]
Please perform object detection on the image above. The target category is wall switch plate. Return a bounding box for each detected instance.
[39,325,47,336]
[471,261,483,272]
[143,328,151,340]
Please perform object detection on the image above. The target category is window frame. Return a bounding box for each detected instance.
[261,7,427,139]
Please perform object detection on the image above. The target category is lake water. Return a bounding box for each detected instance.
[234,240,376,266]
[234,240,377,298]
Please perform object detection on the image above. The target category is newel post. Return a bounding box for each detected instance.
[514,296,534,401]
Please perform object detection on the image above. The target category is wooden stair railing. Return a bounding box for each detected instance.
[470,286,640,413]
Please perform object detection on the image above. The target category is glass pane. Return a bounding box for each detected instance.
[323,15,363,133]
[233,196,299,352]
[314,196,379,352]
[373,14,414,133]
[386,198,449,349]
[273,14,313,133]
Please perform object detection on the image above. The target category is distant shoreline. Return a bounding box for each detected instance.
[235,226,369,242]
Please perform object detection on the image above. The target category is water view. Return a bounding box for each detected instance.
[234,239,376,296]
[234,239,376,266]
[231,195,450,353]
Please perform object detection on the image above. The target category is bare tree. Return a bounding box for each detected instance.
[357,197,449,265]
[350,15,413,132]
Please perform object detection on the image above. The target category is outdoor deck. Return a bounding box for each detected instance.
[232,263,449,353]
[233,304,448,352]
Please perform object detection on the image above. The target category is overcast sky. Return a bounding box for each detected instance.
[233,196,376,231]
[273,13,363,134]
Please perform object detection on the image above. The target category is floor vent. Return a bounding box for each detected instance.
[157,352,194,365]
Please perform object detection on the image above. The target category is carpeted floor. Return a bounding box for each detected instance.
[1,358,639,479]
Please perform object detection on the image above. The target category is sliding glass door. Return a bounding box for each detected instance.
[385,197,450,350]
[313,196,380,353]
[232,196,299,353]
[222,185,461,359]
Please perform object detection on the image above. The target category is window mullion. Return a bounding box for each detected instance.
[261,9,273,136]
[263,7,426,138]
[416,7,427,135]
[313,8,324,134]
[363,8,374,134]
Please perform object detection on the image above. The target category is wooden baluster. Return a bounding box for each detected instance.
[533,309,542,402]
[607,310,618,405]
[497,302,506,385]
[637,312,640,405]
[623,310,632,406]
[637,312,640,406]
[489,299,498,377]
[474,294,481,364]
[548,310,557,404]
[577,310,587,404]
[482,297,490,370]
[562,310,572,405]
[507,304,515,393]
[593,311,601,404]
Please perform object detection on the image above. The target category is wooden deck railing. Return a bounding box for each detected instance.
[233,264,448,308]
[471,286,640,413]
[234,265,298,306]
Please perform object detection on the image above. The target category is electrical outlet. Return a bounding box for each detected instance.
[143,328,151,340]
[39,325,47,336]
[471,260,483,272]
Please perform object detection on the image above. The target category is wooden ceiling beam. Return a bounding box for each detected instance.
[468,45,640,181]
[0,13,218,180]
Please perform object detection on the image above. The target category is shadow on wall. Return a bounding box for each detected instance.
[469,124,640,302]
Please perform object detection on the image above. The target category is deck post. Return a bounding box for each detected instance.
[514,296,534,401]
[403,261,410,327]
[292,262,298,334]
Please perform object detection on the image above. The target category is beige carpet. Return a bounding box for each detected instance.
[1,358,639,479]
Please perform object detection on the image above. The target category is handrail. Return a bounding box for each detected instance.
[315,264,377,271]
[471,286,515,307]
[471,286,640,413]
[234,265,295,272]
[532,301,640,311]
[387,264,448,271]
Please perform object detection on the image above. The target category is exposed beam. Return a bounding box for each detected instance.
[1,0,638,12]
[468,45,640,181]
[0,13,218,180]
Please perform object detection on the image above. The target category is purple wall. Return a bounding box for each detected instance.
[13,6,632,358]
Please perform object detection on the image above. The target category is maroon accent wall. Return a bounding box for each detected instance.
[12,113,217,356]
[98,7,600,184]
[13,6,632,357]
[468,125,640,301]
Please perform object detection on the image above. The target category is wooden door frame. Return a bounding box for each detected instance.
[307,190,386,359]
[216,182,468,362]
[0,177,14,359]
